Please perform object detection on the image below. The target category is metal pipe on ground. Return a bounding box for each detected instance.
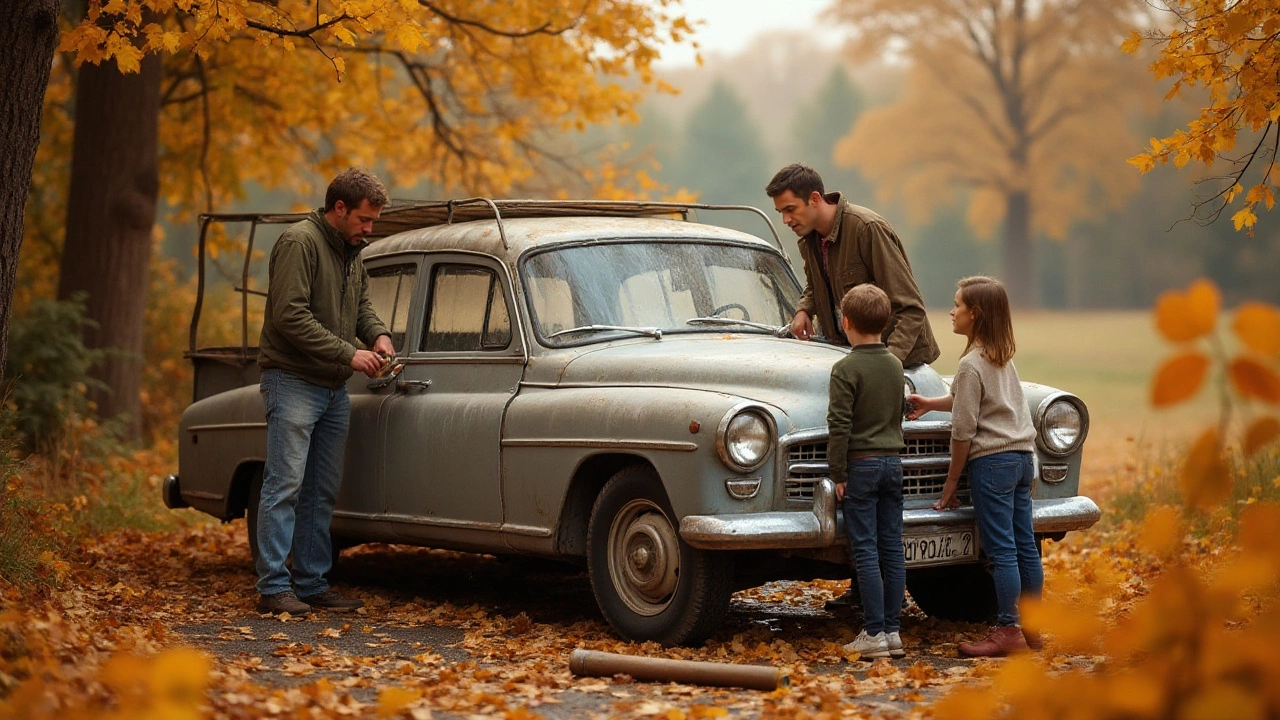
[568,649,787,691]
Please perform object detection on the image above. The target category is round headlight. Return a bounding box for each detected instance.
[721,410,772,470]
[1040,399,1084,455]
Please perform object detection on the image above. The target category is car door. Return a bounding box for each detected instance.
[380,254,525,540]
[339,258,423,520]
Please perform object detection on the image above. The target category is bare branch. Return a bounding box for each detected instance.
[416,0,590,38]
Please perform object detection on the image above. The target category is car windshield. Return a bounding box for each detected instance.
[523,240,802,346]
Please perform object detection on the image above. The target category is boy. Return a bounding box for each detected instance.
[827,283,907,659]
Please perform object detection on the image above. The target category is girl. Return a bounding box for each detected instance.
[907,276,1041,657]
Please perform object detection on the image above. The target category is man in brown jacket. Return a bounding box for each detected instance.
[766,163,939,367]
[766,163,939,609]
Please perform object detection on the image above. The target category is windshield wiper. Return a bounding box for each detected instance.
[686,317,793,337]
[548,324,664,340]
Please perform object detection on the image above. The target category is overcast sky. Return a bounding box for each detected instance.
[655,0,844,68]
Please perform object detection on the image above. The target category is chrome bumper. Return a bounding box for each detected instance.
[679,482,1101,550]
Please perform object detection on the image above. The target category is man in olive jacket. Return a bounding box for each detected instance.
[255,168,396,616]
[766,164,939,609]
[766,164,939,367]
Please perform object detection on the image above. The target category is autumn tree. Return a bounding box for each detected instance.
[52,0,692,434]
[0,0,61,382]
[830,0,1148,307]
[1127,2,1280,235]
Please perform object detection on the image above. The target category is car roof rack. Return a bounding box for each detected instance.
[191,198,788,356]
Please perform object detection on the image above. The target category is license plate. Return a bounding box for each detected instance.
[903,530,976,567]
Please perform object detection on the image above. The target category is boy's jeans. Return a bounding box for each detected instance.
[968,450,1043,627]
[841,455,906,635]
[256,369,350,597]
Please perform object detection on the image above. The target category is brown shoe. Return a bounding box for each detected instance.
[257,591,312,616]
[299,589,364,612]
[959,626,1029,657]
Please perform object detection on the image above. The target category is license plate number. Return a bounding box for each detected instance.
[903,530,975,566]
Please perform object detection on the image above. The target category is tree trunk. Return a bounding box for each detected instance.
[1002,189,1034,308]
[57,54,162,437]
[0,0,61,384]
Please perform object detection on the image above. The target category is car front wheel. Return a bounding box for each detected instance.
[587,466,732,646]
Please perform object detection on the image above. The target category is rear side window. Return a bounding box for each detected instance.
[421,264,512,352]
[367,264,417,351]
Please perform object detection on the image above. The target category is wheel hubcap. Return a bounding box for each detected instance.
[608,499,680,616]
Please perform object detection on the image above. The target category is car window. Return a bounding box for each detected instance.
[422,264,512,352]
[367,264,417,351]
[523,240,801,346]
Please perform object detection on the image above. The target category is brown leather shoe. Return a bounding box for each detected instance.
[959,626,1029,657]
[299,589,364,612]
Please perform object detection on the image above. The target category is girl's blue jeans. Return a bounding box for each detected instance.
[968,450,1043,626]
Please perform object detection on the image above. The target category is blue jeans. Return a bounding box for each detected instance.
[256,369,350,597]
[841,456,906,635]
[968,451,1043,627]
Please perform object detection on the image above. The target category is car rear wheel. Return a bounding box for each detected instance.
[587,466,732,646]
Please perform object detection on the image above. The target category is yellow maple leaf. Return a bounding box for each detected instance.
[1233,301,1280,356]
[1232,206,1259,231]
[376,686,422,717]
[1120,30,1144,54]
[1154,279,1219,343]
[1244,416,1280,455]
[1229,357,1280,404]
[1137,505,1182,557]
[1180,428,1232,509]
[1151,351,1210,407]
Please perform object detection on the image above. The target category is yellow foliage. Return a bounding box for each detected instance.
[1233,302,1280,356]
[830,0,1145,239]
[376,686,423,717]
[934,278,1280,719]
[1154,278,1220,343]
[1229,357,1280,404]
[1181,428,1232,509]
[1128,1,1280,231]
[56,0,691,215]
[1150,351,1209,406]
[1136,505,1183,557]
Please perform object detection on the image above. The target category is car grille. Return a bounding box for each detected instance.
[784,435,969,502]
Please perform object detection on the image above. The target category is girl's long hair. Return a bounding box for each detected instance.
[958,276,1016,366]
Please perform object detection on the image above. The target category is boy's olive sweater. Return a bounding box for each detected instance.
[826,343,907,486]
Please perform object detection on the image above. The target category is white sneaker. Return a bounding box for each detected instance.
[844,630,890,659]
[886,631,905,658]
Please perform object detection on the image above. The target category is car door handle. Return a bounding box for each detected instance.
[397,379,432,392]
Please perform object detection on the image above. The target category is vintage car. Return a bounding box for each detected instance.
[164,199,1099,645]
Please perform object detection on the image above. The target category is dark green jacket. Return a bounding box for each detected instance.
[797,193,940,367]
[826,343,907,486]
[258,210,389,388]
